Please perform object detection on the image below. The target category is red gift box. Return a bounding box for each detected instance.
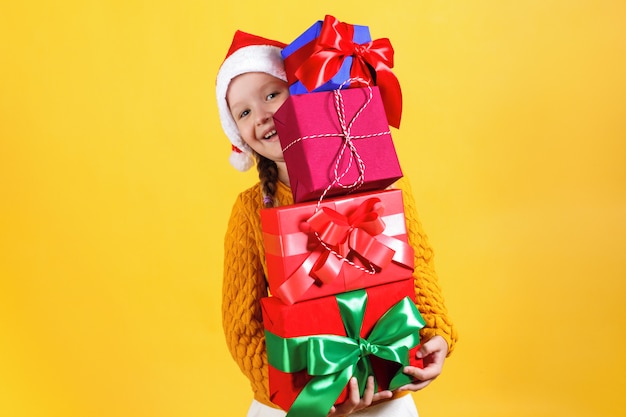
[262,279,425,415]
[261,189,414,305]
[273,85,403,204]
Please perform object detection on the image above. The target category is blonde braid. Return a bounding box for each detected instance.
[256,154,279,208]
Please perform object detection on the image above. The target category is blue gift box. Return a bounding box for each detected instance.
[282,19,371,95]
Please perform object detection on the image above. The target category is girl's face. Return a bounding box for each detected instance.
[227,72,290,164]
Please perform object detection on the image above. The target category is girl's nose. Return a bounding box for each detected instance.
[255,110,271,125]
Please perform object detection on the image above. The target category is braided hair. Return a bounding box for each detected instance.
[256,153,279,208]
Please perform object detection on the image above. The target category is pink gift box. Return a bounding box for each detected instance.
[273,86,403,203]
[261,189,414,305]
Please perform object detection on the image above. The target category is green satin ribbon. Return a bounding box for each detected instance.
[265,289,426,417]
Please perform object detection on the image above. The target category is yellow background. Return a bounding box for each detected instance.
[1,1,625,416]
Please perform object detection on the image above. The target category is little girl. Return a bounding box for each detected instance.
[216,30,458,417]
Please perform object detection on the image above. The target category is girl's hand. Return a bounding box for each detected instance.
[396,335,448,392]
[327,376,393,416]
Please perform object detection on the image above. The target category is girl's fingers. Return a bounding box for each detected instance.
[360,376,375,405]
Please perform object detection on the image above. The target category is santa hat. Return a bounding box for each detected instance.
[216,30,287,171]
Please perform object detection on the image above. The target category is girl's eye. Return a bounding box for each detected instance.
[266,91,279,100]
[239,109,250,119]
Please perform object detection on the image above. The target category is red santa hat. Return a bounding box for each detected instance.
[216,30,287,171]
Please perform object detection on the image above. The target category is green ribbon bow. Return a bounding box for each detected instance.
[265,289,426,417]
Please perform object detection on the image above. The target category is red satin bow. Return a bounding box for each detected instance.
[305,197,393,284]
[295,15,403,128]
[273,197,414,304]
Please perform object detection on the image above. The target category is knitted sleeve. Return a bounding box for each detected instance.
[222,188,273,405]
[394,176,458,355]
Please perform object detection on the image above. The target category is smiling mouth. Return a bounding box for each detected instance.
[263,129,277,140]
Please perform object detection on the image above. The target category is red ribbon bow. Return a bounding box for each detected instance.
[295,15,403,128]
[306,198,390,283]
[273,198,414,304]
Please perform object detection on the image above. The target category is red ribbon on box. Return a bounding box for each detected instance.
[295,15,403,128]
[273,197,414,305]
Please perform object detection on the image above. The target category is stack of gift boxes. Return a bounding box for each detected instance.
[259,15,426,417]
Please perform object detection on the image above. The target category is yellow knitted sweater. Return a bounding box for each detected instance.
[222,176,458,408]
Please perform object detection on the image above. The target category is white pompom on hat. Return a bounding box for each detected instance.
[216,30,288,171]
